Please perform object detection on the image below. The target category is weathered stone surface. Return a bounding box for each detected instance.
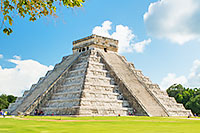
[8,35,192,116]
[10,53,81,115]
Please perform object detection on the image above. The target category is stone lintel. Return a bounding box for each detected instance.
[72,34,118,53]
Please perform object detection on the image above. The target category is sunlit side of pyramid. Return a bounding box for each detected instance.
[8,34,192,116]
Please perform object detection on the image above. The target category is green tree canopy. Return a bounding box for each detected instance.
[0,0,85,35]
[167,84,200,115]
[185,95,200,114]
[0,94,17,110]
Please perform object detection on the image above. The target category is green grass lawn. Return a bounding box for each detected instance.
[0,116,199,133]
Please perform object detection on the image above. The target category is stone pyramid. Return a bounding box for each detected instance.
[8,35,192,116]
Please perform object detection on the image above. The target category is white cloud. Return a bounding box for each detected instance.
[160,59,200,90]
[160,73,188,90]
[0,54,3,59]
[13,55,21,60]
[187,59,200,87]
[0,58,53,96]
[92,21,112,38]
[132,38,151,53]
[144,0,200,45]
[92,21,151,53]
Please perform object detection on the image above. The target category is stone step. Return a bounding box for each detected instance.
[41,106,79,115]
[41,106,128,116]
[151,89,168,96]
[64,75,84,84]
[87,57,101,63]
[82,92,118,100]
[84,82,118,93]
[44,98,80,107]
[122,100,130,107]
[79,110,128,116]
[83,90,119,96]
[80,98,123,103]
[47,97,123,103]
[71,62,87,70]
[63,82,83,87]
[78,55,95,61]
[157,95,177,102]
[77,56,89,63]
[44,99,124,109]
[68,68,86,77]
[133,70,142,75]
[88,61,104,65]
[146,83,160,90]
[78,106,129,111]
[136,75,152,84]
[52,92,119,101]
[51,91,82,100]
[56,83,83,93]
[86,69,109,77]
[84,82,117,88]
[168,110,191,116]
[54,90,82,95]
[64,74,112,85]
[163,103,185,109]
[54,90,119,97]
[85,75,112,85]
[88,62,105,69]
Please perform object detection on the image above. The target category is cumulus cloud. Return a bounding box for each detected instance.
[132,39,152,53]
[144,0,200,44]
[92,21,112,38]
[160,59,200,90]
[187,59,200,87]
[0,54,3,59]
[160,73,188,90]
[0,57,53,96]
[92,21,151,53]
[13,55,21,60]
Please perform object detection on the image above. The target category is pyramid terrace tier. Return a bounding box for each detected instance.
[41,106,129,116]
[56,83,83,93]
[51,90,120,101]
[56,83,118,93]
[42,98,127,110]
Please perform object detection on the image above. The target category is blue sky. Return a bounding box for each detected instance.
[1,0,200,96]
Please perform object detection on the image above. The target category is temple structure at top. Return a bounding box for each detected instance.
[72,34,118,53]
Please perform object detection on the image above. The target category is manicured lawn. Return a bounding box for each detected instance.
[0,116,199,133]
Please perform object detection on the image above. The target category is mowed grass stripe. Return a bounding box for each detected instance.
[0,116,199,133]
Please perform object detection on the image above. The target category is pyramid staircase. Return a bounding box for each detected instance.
[99,50,191,116]
[40,50,133,115]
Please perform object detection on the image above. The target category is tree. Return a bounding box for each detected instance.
[185,95,200,114]
[0,94,17,109]
[0,0,85,35]
[166,84,200,115]
[0,95,9,109]
[167,84,184,97]
[7,95,17,103]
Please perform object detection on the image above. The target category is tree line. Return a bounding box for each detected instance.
[0,94,17,110]
[167,84,200,115]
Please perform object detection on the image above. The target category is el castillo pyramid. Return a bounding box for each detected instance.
[8,35,192,116]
